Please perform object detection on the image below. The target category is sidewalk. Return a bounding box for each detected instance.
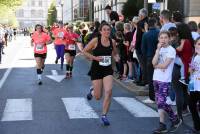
[113,75,195,131]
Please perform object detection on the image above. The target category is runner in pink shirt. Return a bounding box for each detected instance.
[52,21,67,69]
[31,24,51,85]
[65,24,82,78]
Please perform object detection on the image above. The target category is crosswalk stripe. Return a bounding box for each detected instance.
[113,97,158,117]
[62,97,99,119]
[1,99,33,121]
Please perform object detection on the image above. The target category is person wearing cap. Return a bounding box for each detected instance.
[52,21,67,69]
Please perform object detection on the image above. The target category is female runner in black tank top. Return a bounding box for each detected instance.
[83,23,120,126]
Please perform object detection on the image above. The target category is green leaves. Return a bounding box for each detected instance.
[0,0,25,26]
[122,0,143,21]
[47,1,57,26]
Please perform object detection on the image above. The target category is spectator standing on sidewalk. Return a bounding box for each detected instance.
[135,8,148,86]
[172,11,194,118]
[152,31,182,133]
[105,5,119,39]
[123,23,134,82]
[160,10,176,31]
[0,25,5,64]
[141,18,160,103]
[188,21,200,41]
[160,10,177,105]
[188,37,200,133]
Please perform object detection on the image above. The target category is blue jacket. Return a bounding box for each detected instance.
[141,27,160,58]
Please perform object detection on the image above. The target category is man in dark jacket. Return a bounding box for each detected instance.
[135,8,148,86]
[141,18,160,103]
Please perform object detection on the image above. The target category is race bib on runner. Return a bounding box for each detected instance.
[99,56,111,66]
[58,32,64,38]
[36,43,44,51]
[68,44,76,50]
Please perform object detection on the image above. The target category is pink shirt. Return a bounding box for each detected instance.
[131,30,137,47]
[31,31,50,54]
[65,32,80,50]
[52,28,67,45]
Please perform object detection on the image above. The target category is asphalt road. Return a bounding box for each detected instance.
[0,36,191,134]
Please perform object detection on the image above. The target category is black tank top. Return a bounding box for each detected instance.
[92,36,113,67]
[93,36,113,56]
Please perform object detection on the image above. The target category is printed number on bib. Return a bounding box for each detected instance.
[36,44,44,51]
[68,44,76,50]
[58,32,64,38]
[99,56,111,66]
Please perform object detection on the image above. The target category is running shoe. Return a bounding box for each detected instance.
[86,87,93,100]
[65,72,70,79]
[169,118,182,133]
[101,115,110,126]
[153,122,167,134]
[55,59,58,64]
[69,72,72,77]
[38,80,42,85]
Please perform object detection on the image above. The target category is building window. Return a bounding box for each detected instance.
[16,9,24,17]
[31,0,35,6]
[38,10,43,17]
[31,10,36,17]
[38,1,42,7]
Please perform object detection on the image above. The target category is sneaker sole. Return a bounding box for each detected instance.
[169,119,182,133]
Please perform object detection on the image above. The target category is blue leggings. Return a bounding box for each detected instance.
[55,44,65,66]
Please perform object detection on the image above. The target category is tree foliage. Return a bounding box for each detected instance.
[47,1,57,26]
[0,0,25,26]
[0,0,24,7]
[122,0,143,21]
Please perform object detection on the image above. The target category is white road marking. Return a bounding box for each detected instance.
[0,44,24,89]
[1,99,33,121]
[113,97,158,117]
[62,97,99,119]
[46,70,65,82]
[52,70,58,75]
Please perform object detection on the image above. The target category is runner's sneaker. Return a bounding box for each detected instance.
[65,72,70,79]
[38,80,42,85]
[101,115,110,126]
[55,59,58,64]
[169,118,182,133]
[153,122,167,134]
[69,72,72,77]
[87,87,93,100]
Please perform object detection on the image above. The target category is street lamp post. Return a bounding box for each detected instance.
[60,0,64,24]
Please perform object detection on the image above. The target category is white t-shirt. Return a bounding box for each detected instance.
[193,55,200,91]
[161,22,176,31]
[191,32,200,41]
[153,45,176,82]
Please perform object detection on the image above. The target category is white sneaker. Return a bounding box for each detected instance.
[166,97,176,105]
[143,98,155,103]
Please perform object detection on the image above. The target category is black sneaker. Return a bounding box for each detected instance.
[55,59,58,64]
[87,87,93,100]
[169,119,182,133]
[38,80,42,85]
[153,122,167,134]
[101,115,110,126]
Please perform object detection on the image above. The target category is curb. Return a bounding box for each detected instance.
[113,77,149,96]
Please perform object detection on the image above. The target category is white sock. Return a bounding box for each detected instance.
[38,75,42,80]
